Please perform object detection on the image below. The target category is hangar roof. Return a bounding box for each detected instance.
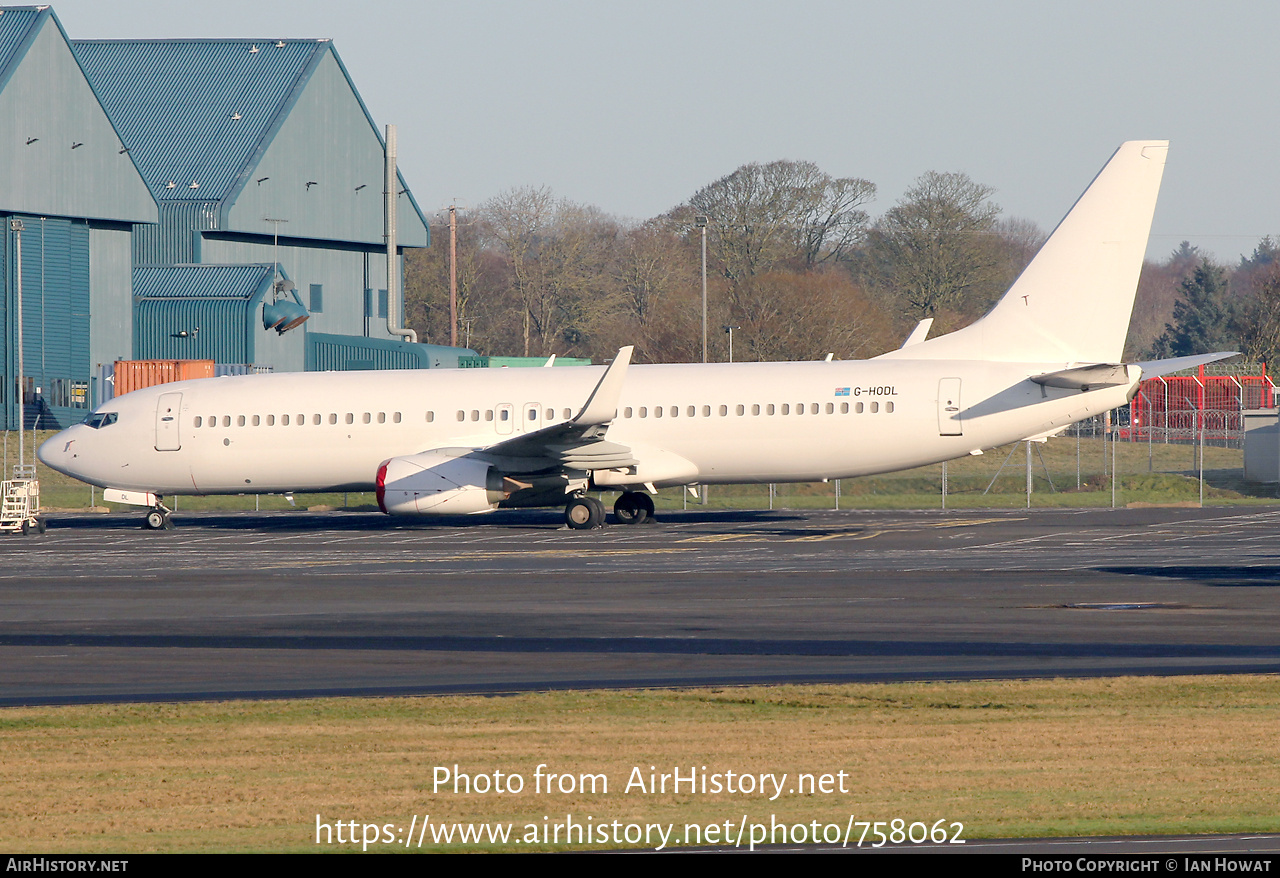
[0,7,42,87]
[73,36,428,247]
[133,263,279,300]
[73,39,331,204]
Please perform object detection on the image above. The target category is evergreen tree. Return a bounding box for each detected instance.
[1150,259,1232,357]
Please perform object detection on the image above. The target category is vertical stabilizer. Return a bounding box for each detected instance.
[880,141,1168,364]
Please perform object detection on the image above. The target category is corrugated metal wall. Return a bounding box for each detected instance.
[306,332,432,371]
[1,215,91,431]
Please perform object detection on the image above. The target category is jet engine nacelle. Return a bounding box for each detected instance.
[376,449,503,516]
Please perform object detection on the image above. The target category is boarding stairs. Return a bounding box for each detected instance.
[0,464,42,534]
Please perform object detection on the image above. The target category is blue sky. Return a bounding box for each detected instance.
[48,0,1280,262]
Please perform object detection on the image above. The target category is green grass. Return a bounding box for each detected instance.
[3,677,1279,852]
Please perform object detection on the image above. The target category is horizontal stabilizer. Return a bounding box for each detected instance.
[1133,351,1239,380]
[1030,363,1134,391]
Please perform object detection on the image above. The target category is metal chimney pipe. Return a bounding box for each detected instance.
[384,124,416,343]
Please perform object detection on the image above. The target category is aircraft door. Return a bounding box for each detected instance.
[496,403,515,435]
[155,392,183,451]
[937,378,963,436]
[523,402,542,433]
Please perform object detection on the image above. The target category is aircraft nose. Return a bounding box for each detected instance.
[37,428,81,476]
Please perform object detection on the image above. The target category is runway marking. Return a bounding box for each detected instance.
[679,534,761,543]
[926,517,1024,528]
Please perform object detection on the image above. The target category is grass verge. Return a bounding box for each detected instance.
[3,676,1278,852]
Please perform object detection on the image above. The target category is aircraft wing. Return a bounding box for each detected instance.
[480,346,638,472]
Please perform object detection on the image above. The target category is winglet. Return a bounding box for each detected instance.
[574,346,633,426]
[900,318,933,349]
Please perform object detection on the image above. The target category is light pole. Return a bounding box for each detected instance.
[10,218,24,472]
[724,325,739,363]
[695,215,708,363]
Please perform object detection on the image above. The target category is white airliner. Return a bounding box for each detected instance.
[38,141,1232,530]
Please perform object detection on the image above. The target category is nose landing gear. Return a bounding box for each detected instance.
[142,501,174,530]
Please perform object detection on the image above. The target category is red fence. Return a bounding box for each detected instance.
[1127,366,1275,447]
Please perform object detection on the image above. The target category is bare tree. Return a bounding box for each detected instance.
[681,159,876,285]
[866,170,1002,323]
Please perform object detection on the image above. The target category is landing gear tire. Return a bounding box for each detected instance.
[613,491,654,525]
[143,508,172,531]
[565,496,605,530]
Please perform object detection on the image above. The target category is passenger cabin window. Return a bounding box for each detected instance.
[193,416,202,428]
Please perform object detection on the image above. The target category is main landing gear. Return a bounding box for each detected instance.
[612,490,654,525]
[142,501,174,530]
[564,495,605,530]
[563,491,656,530]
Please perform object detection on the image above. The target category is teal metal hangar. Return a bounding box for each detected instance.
[2,5,472,432]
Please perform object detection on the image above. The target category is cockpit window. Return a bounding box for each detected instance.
[83,412,118,429]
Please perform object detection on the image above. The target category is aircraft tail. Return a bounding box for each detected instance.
[879,140,1169,364]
